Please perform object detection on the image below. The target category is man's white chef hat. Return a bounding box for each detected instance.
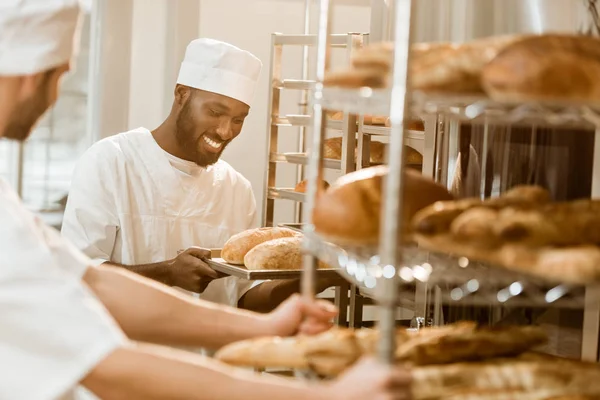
[177,38,262,107]
[0,0,83,76]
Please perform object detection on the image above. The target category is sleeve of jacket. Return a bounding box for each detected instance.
[61,141,120,266]
[0,185,126,400]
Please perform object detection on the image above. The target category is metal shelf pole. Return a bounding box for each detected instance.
[302,0,332,300]
[377,0,416,364]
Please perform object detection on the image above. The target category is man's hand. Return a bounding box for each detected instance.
[326,358,412,400]
[265,294,338,337]
[168,247,222,293]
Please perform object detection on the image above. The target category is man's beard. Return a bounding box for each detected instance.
[3,90,50,141]
[175,101,228,167]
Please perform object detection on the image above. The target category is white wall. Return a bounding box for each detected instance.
[199,0,371,226]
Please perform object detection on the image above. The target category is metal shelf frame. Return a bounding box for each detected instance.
[298,0,600,365]
[262,32,368,228]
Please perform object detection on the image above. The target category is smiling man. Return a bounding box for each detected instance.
[62,38,274,309]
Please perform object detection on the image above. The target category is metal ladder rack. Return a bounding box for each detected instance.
[262,32,367,228]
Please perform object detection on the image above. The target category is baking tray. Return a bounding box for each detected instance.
[206,258,340,280]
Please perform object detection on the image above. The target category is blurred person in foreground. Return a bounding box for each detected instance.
[0,1,412,399]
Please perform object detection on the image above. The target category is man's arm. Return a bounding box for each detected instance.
[83,344,321,400]
[84,344,411,400]
[84,264,335,349]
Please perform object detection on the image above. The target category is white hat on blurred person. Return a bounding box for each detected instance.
[177,38,262,107]
[0,0,83,76]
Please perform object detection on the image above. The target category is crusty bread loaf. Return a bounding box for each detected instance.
[482,34,600,102]
[221,227,299,265]
[294,179,330,193]
[412,35,522,93]
[397,325,547,365]
[243,236,304,270]
[215,336,308,369]
[313,166,454,245]
[413,360,600,400]
[329,35,520,92]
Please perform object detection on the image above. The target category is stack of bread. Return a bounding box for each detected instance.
[222,227,321,271]
[412,185,600,284]
[317,137,423,166]
[312,166,453,246]
[215,321,600,398]
[324,33,600,103]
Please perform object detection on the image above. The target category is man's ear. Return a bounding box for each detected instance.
[174,84,191,106]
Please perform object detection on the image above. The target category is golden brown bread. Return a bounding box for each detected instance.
[313,166,454,245]
[323,137,422,165]
[222,227,300,265]
[327,35,520,92]
[215,336,308,369]
[294,179,330,193]
[411,35,521,93]
[397,325,547,365]
[244,236,304,270]
[413,360,600,400]
[482,34,600,102]
[412,185,551,236]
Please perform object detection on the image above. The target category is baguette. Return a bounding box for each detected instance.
[222,227,300,265]
[313,166,453,245]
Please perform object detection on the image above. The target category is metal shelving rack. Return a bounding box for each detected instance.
[300,0,600,364]
[262,32,367,228]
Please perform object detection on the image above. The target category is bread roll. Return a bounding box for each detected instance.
[222,227,299,265]
[482,34,600,102]
[294,179,330,193]
[313,166,454,245]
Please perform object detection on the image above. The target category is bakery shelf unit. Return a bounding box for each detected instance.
[301,0,600,364]
[262,32,367,227]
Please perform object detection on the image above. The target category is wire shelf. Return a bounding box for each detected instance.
[303,231,587,309]
[317,88,600,128]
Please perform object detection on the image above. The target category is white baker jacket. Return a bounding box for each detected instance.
[61,127,261,306]
[0,179,125,400]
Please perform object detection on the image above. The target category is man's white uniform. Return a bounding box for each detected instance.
[62,38,264,307]
[0,180,125,400]
[0,1,126,398]
[62,127,259,305]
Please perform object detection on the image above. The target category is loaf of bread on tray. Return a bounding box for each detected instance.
[221,227,300,265]
[244,236,306,270]
[313,166,454,245]
[482,34,600,102]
